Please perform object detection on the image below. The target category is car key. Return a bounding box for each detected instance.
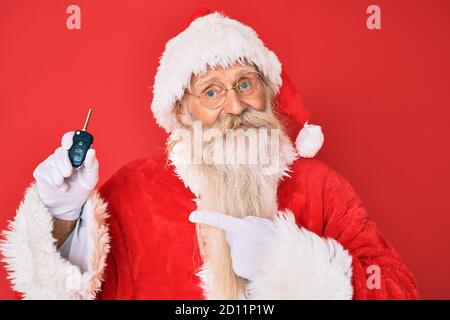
[68,108,94,169]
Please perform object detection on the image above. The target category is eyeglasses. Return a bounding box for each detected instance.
[187,71,265,109]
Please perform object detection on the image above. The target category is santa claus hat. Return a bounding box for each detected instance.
[151,7,324,158]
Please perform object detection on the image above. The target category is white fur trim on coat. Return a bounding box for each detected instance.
[0,182,110,299]
[246,210,353,299]
[196,210,353,300]
[151,12,282,132]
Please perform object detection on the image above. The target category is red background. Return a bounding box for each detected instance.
[1,0,449,299]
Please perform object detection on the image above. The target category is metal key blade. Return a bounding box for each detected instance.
[82,108,92,131]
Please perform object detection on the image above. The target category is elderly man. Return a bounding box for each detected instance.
[1,9,419,300]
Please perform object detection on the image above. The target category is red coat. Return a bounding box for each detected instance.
[94,154,419,299]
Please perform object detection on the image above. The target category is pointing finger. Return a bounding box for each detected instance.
[189,210,243,232]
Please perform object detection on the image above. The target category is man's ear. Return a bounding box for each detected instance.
[174,97,193,126]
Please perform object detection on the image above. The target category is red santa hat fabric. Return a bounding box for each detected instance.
[151,6,323,158]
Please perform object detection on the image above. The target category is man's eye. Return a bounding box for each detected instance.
[239,81,250,90]
[202,87,221,99]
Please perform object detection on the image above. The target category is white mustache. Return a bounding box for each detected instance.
[213,108,281,133]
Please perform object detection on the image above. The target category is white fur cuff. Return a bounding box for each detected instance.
[0,182,110,299]
[246,210,353,299]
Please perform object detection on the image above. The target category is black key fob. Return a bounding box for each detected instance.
[68,108,94,169]
[69,130,94,168]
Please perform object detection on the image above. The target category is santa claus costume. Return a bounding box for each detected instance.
[1,8,419,300]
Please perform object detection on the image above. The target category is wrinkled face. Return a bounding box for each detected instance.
[186,63,268,127]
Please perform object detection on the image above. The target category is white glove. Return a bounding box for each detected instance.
[189,210,276,281]
[32,131,99,221]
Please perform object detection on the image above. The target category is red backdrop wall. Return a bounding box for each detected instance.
[1,0,449,299]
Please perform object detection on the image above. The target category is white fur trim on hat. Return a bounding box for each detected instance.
[295,122,324,158]
[151,12,282,132]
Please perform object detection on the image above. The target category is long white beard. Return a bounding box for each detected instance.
[168,109,297,299]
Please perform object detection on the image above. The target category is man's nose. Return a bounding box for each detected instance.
[223,90,247,115]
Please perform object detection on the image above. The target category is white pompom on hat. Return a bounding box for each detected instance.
[151,7,324,158]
